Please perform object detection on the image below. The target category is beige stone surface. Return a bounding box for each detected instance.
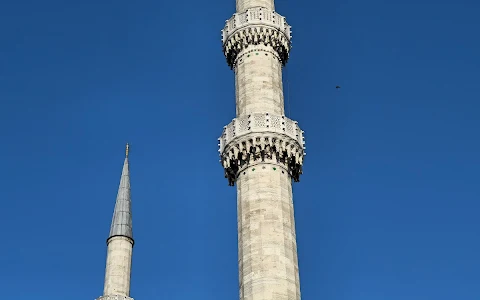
[97,296,133,300]
[237,0,275,12]
[235,46,284,117]
[103,236,134,297]
[222,2,303,300]
[237,165,301,300]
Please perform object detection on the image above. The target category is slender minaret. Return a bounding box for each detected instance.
[97,144,135,300]
[219,1,305,300]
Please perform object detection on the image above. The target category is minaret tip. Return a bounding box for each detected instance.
[108,144,133,243]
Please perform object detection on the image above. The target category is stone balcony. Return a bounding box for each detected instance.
[218,113,306,185]
[222,6,292,44]
[219,113,305,154]
[221,7,292,68]
[96,295,134,300]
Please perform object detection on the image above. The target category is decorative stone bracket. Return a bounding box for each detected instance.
[218,113,306,186]
[222,7,292,68]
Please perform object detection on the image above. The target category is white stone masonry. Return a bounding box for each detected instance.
[97,295,134,300]
[219,1,305,300]
[237,0,275,12]
[222,7,292,116]
[103,236,134,297]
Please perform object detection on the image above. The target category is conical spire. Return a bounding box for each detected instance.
[108,143,133,243]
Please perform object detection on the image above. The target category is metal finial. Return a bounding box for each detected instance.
[126,143,130,158]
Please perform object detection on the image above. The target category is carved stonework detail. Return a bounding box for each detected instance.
[96,296,134,300]
[218,113,306,186]
[222,7,292,68]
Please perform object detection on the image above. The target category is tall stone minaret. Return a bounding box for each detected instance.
[219,1,305,300]
[97,144,135,300]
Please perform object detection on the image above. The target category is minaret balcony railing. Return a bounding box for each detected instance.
[221,7,292,68]
[221,7,292,45]
[219,113,305,154]
[218,113,306,185]
[96,295,134,300]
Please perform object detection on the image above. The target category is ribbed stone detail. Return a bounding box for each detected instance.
[108,157,133,242]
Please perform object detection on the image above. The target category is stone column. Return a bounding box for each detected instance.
[103,236,134,297]
[219,4,305,300]
[235,44,285,117]
[237,163,301,300]
[236,0,275,12]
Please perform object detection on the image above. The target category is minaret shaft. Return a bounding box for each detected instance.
[97,147,135,300]
[237,168,300,300]
[236,0,274,12]
[235,49,285,116]
[220,2,305,300]
[103,236,134,297]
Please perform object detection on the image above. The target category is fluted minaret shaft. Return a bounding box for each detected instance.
[234,40,285,116]
[219,1,305,300]
[97,145,135,300]
[236,0,274,12]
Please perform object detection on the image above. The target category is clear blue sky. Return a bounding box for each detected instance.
[1,0,479,299]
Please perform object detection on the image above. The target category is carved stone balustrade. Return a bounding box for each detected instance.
[96,296,134,300]
[221,7,292,68]
[218,113,306,186]
[219,113,304,152]
[222,7,292,44]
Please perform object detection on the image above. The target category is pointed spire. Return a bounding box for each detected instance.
[108,143,133,243]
